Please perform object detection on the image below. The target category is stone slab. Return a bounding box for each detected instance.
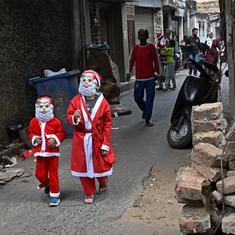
[192,118,227,134]
[225,195,235,209]
[191,143,225,179]
[222,213,235,234]
[175,167,205,203]
[217,176,235,195]
[179,205,211,234]
[193,131,225,148]
[192,102,223,121]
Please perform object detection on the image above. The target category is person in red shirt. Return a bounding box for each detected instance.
[126,29,160,126]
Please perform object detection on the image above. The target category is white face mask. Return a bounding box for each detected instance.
[35,99,54,122]
[79,73,98,97]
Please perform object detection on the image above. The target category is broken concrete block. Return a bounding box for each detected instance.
[175,167,205,203]
[179,205,211,234]
[217,176,235,195]
[222,213,235,234]
[226,142,235,170]
[229,159,235,170]
[227,170,235,177]
[225,141,235,156]
[192,118,227,134]
[193,131,226,148]
[192,143,223,168]
[192,102,223,121]
[225,195,235,209]
[191,143,225,179]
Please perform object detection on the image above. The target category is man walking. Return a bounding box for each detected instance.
[186,28,201,76]
[126,29,160,126]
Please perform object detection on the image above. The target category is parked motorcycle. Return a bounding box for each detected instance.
[167,59,221,149]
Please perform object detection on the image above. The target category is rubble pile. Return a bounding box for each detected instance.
[0,143,26,185]
[175,102,235,234]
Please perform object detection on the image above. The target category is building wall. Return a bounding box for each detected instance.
[196,0,220,13]
[153,8,164,41]
[135,7,154,43]
[0,0,72,144]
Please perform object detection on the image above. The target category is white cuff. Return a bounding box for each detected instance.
[32,136,39,146]
[50,192,60,197]
[46,134,61,147]
[101,144,109,152]
[72,115,80,125]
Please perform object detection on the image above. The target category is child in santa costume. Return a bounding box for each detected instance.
[67,70,116,204]
[29,96,65,206]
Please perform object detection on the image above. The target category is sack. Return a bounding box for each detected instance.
[103,154,116,165]
[23,148,37,158]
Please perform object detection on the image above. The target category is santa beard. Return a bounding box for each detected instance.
[79,82,97,97]
[36,108,54,122]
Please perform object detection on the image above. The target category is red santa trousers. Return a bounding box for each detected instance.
[80,176,108,196]
[35,156,60,197]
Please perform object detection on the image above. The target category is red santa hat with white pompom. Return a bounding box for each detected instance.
[35,96,54,109]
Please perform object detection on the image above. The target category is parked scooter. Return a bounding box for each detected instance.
[167,59,221,149]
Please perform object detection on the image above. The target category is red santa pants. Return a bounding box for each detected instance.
[35,156,60,197]
[80,176,108,196]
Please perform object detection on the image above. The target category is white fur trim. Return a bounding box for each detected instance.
[40,122,46,151]
[101,144,109,152]
[46,134,61,147]
[90,93,103,120]
[32,136,39,146]
[50,192,60,197]
[79,93,106,178]
[71,168,113,178]
[84,133,94,174]
[35,152,60,157]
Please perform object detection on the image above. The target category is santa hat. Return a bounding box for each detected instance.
[156,32,163,39]
[80,70,102,87]
[35,96,53,108]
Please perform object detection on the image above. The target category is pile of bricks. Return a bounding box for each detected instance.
[175,102,235,234]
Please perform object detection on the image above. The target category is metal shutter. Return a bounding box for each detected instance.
[135,7,154,43]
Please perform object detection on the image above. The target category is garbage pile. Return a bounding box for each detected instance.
[175,102,235,234]
[0,126,33,185]
[0,154,24,185]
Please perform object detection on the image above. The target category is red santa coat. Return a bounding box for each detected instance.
[28,117,65,157]
[67,93,116,178]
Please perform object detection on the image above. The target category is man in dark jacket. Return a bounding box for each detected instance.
[186,28,200,76]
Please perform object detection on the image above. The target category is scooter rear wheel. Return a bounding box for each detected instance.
[167,119,192,149]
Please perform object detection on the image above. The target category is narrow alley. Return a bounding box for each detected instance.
[1,69,229,235]
[0,70,195,235]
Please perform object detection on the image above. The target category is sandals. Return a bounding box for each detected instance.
[84,195,94,204]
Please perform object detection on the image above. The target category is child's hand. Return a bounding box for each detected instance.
[48,138,56,148]
[74,109,81,123]
[35,136,42,144]
[100,149,108,156]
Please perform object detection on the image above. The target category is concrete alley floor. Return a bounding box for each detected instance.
[0,69,230,235]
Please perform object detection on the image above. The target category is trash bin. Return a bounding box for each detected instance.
[28,70,80,137]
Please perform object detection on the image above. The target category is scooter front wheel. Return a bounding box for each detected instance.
[167,119,192,149]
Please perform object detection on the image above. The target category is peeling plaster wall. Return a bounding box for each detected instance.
[0,0,72,144]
